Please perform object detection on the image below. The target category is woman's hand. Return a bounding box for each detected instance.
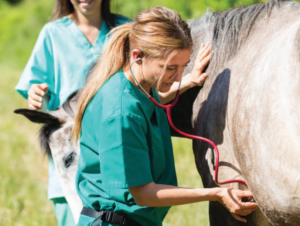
[27,83,49,110]
[185,42,212,87]
[158,43,213,104]
[218,188,258,223]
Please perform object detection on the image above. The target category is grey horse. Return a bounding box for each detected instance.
[172,0,300,225]
[14,91,83,223]
[15,0,300,225]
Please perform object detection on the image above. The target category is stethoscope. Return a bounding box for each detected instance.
[130,57,249,189]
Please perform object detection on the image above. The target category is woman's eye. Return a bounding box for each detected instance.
[167,67,175,71]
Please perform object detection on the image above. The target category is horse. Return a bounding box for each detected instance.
[14,91,83,223]
[171,0,300,225]
[15,0,300,225]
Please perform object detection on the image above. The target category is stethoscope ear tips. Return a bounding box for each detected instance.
[137,57,142,61]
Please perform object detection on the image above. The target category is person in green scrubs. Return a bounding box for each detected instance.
[73,6,258,226]
[15,0,130,225]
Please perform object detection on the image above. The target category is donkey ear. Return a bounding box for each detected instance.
[14,109,60,125]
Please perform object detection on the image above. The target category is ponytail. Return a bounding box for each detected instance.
[73,6,192,142]
[73,23,132,142]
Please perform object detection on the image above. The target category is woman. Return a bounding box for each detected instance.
[73,6,258,226]
[15,0,130,225]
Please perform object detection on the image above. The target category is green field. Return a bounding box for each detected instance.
[0,64,209,225]
[0,65,57,225]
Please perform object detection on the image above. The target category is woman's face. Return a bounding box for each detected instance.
[70,0,102,17]
[142,49,191,93]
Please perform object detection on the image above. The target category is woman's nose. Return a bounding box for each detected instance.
[173,70,182,82]
[175,73,181,82]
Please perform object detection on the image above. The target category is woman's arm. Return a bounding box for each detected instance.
[15,25,54,111]
[129,182,257,223]
[159,43,212,104]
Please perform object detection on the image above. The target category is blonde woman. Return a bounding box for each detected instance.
[73,6,258,226]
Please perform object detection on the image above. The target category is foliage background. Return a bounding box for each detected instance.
[0,0,271,69]
[0,0,292,225]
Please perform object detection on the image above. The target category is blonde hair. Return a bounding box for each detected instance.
[73,6,193,141]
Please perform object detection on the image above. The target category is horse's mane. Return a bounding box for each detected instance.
[189,0,292,71]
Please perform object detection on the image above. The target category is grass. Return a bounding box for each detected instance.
[0,64,209,225]
[165,138,209,226]
[0,65,56,225]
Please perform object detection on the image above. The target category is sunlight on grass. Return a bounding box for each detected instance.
[164,138,209,226]
[0,65,56,226]
[0,65,208,225]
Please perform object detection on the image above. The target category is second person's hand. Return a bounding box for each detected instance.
[27,83,49,110]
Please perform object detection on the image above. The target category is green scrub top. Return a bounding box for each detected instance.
[76,71,178,226]
[15,15,131,200]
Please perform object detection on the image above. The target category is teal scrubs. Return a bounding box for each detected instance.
[53,197,76,226]
[15,14,131,224]
[77,71,178,226]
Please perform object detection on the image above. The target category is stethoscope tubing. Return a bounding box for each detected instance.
[130,59,248,188]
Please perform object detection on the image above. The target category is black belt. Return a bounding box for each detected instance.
[81,207,142,226]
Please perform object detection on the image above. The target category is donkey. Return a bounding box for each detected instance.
[15,0,300,225]
[14,91,83,223]
[171,0,300,225]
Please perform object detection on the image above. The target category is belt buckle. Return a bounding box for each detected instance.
[112,213,125,225]
[105,211,112,222]
[104,211,125,225]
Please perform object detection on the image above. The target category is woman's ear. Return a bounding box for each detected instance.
[132,49,144,65]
